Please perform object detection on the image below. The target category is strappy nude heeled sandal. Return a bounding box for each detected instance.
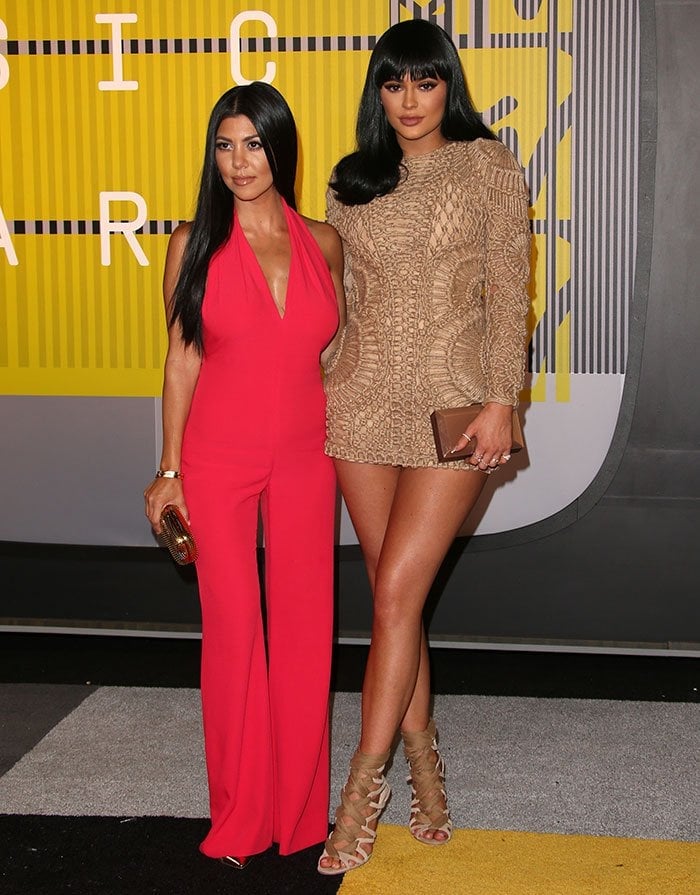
[402,719,453,845]
[317,749,391,876]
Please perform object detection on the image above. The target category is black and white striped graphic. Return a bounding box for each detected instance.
[0,36,381,56]
[7,219,183,236]
[571,0,639,374]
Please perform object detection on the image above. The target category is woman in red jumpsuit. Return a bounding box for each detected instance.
[144,82,345,867]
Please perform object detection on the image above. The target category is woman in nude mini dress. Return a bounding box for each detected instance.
[318,20,531,875]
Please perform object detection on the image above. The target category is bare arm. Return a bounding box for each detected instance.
[306,217,346,369]
[144,223,202,531]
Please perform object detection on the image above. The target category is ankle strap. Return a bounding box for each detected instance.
[401,719,437,752]
[350,749,391,771]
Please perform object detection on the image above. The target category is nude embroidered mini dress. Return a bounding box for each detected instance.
[324,138,531,469]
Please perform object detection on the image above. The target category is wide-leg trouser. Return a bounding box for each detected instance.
[182,446,335,857]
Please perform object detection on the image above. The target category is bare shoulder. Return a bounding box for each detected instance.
[163,222,192,279]
[303,215,340,246]
[163,221,193,294]
[168,221,193,255]
[302,215,343,264]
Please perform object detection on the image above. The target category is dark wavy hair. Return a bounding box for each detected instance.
[330,19,495,206]
[171,82,298,351]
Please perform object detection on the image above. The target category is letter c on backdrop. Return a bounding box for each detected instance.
[230,11,277,85]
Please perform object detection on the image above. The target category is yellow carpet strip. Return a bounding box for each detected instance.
[337,825,698,895]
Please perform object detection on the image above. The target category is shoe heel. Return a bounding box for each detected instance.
[220,855,251,870]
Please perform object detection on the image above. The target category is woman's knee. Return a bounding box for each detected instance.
[371,587,423,631]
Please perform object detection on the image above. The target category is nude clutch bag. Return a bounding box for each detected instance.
[430,405,524,462]
[159,505,198,565]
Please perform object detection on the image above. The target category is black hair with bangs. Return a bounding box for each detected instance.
[330,19,494,206]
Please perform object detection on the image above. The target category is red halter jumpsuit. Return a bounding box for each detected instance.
[181,201,338,857]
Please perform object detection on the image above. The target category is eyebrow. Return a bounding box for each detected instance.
[215,132,260,142]
[382,75,439,83]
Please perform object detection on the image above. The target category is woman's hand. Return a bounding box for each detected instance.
[450,402,514,472]
[143,477,189,533]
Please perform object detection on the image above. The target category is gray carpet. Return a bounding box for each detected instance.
[0,686,697,843]
[0,683,95,775]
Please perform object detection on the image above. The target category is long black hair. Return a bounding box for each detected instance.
[171,82,298,351]
[330,19,495,206]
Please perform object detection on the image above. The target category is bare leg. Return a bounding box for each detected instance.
[358,467,486,754]
[319,462,486,871]
[334,462,434,737]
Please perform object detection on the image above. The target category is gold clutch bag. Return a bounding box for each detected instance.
[159,505,198,565]
[430,405,524,462]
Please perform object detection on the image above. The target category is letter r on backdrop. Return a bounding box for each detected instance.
[99,191,149,266]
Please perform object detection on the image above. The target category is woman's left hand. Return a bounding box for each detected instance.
[144,476,188,533]
[451,402,514,472]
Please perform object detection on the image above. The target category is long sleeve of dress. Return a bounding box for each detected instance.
[479,140,532,406]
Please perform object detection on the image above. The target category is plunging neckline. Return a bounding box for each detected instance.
[237,203,293,320]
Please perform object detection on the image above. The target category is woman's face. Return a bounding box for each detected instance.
[214,115,275,203]
[379,73,448,155]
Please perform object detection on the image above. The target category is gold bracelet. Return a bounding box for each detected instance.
[156,470,182,479]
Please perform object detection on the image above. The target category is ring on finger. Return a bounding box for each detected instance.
[461,432,472,442]
[501,453,512,462]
